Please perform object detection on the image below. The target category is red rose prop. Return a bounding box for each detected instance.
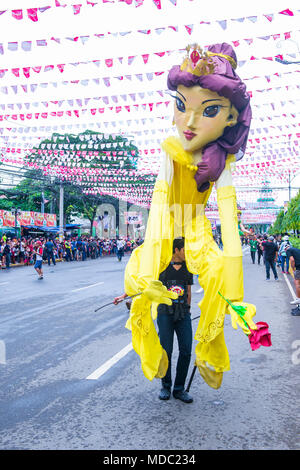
[248,322,272,351]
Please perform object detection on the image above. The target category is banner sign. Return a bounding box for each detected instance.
[124,211,142,224]
[0,210,15,227]
[0,210,56,228]
[205,209,278,224]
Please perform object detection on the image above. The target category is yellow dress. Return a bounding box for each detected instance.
[124,136,249,389]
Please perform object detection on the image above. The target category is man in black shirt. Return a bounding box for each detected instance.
[157,238,193,403]
[113,238,194,403]
[262,236,279,281]
[286,245,300,314]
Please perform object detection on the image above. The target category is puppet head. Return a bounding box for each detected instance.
[167,43,252,192]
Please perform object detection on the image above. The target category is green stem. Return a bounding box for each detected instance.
[218,291,249,331]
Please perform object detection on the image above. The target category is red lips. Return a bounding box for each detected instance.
[183,130,196,140]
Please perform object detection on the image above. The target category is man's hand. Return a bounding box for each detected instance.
[113,293,127,305]
[142,280,178,305]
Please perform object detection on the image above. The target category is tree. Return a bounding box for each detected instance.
[25,130,155,207]
[270,191,300,235]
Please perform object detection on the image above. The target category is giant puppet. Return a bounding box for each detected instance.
[124,43,267,390]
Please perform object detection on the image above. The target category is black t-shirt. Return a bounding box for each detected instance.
[159,261,193,305]
[286,247,300,270]
[262,241,278,261]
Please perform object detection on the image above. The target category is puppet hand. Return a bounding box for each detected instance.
[157,154,174,186]
[228,302,257,335]
[142,280,178,305]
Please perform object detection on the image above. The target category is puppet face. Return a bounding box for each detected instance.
[173,85,238,153]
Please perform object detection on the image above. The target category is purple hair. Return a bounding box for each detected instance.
[167,43,252,192]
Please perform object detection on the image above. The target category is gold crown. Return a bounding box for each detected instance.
[180,44,237,76]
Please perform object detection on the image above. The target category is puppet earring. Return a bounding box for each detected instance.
[172,117,175,126]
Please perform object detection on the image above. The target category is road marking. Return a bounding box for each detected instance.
[86,342,133,380]
[0,340,6,365]
[71,281,104,292]
[283,273,297,301]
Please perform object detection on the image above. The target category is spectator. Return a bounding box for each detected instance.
[256,235,263,265]
[2,239,11,269]
[64,238,72,262]
[45,238,56,266]
[71,239,77,261]
[249,236,258,264]
[285,245,300,315]
[262,235,279,281]
[278,235,291,274]
[33,240,44,280]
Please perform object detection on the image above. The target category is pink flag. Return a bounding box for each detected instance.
[12,10,23,20]
[279,9,293,16]
[105,58,113,67]
[23,67,31,78]
[27,8,38,22]
[264,14,273,22]
[185,25,193,35]
[73,5,82,15]
[12,68,20,77]
[152,0,161,8]
[32,66,42,73]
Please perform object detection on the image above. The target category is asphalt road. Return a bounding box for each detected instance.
[0,248,299,451]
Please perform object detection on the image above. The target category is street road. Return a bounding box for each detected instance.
[0,249,299,450]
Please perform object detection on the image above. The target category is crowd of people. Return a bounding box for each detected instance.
[0,234,143,270]
[243,232,300,315]
[1,229,299,316]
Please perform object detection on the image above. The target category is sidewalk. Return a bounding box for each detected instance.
[1,259,65,269]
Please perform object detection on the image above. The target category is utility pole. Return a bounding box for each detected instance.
[59,183,64,242]
[41,189,45,214]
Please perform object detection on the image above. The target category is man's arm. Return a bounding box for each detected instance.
[289,255,296,271]
[274,246,278,262]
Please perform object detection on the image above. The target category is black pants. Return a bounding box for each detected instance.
[47,251,56,265]
[257,249,263,265]
[157,309,192,392]
[250,251,256,264]
[266,259,278,280]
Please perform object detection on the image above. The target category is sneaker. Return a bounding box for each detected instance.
[291,308,300,316]
[275,278,279,281]
[266,279,270,281]
[290,298,300,306]
[173,390,193,403]
[158,388,171,401]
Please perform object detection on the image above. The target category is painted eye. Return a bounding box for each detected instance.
[203,105,221,117]
[175,97,185,113]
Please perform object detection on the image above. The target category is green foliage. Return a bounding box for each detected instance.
[290,237,300,249]
[270,191,300,234]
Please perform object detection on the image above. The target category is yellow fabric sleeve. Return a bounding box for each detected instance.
[124,178,173,381]
[217,185,244,302]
